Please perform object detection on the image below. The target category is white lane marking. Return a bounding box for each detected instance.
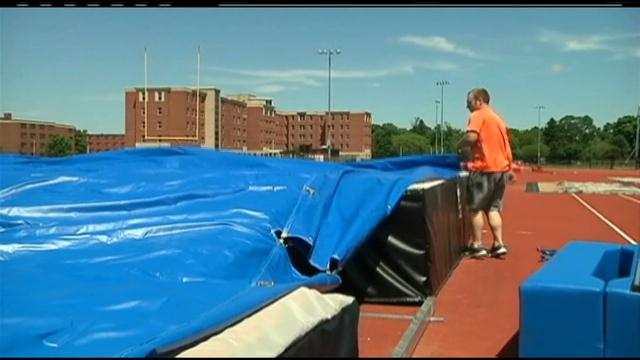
[619,194,640,205]
[571,193,637,245]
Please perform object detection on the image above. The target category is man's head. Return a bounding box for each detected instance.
[466,88,490,112]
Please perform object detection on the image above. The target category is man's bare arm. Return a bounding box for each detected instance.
[458,131,479,149]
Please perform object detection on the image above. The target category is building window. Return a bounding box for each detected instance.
[157,107,163,116]
[39,125,44,130]
[40,134,45,139]
[157,121,163,130]
[154,91,166,102]
[20,142,26,148]
[30,124,35,129]
[141,108,145,115]
[139,92,144,102]
[30,133,36,139]
[20,132,26,138]
[21,123,26,129]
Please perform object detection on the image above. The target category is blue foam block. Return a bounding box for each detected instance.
[604,246,640,358]
[519,241,622,358]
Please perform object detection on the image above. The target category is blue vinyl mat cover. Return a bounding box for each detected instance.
[0,147,460,356]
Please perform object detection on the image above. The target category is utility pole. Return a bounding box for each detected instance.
[635,105,640,169]
[318,48,341,160]
[436,81,449,153]
[434,100,440,155]
[196,46,200,145]
[535,105,545,166]
[144,47,148,142]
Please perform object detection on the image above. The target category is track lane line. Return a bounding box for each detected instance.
[619,194,640,205]
[571,193,637,245]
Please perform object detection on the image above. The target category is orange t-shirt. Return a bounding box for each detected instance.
[465,104,513,172]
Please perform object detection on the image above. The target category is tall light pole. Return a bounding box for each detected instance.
[144,47,148,142]
[634,105,640,169]
[196,45,200,145]
[436,80,449,153]
[535,105,545,166]
[434,100,440,155]
[318,48,341,160]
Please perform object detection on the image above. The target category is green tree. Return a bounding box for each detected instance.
[544,115,598,163]
[604,134,630,167]
[392,132,430,156]
[409,116,435,153]
[602,115,637,154]
[610,134,630,156]
[373,123,403,158]
[518,143,550,163]
[409,117,429,136]
[74,129,88,154]
[441,123,465,153]
[509,128,540,161]
[46,135,74,157]
[582,136,627,168]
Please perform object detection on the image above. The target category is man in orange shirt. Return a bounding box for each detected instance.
[459,88,514,258]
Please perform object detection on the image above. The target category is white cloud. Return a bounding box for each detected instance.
[254,84,287,93]
[538,30,640,56]
[413,61,460,71]
[205,61,459,89]
[398,35,480,58]
[551,64,565,73]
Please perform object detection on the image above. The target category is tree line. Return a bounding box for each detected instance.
[44,115,638,168]
[46,130,88,156]
[373,114,638,168]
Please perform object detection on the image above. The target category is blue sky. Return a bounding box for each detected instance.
[2,7,639,134]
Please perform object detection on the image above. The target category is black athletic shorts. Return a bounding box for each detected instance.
[467,171,508,212]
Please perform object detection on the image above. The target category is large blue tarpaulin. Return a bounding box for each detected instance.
[0,147,460,357]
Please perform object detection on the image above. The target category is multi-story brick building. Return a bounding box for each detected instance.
[1,88,373,159]
[0,112,76,156]
[276,110,372,158]
[124,87,221,148]
[88,134,126,153]
[123,87,372,159]
[226,94,285,154]
[219,96,247,151]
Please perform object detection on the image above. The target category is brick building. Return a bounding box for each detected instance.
[124,87,221,148]
[276,110,372,158]
[0,112,76,156]
[88,134,126,153]
[122,88,372,159]
[226,94,286,154]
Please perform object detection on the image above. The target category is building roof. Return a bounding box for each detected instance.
[0,118,75,129]
[126,87,220,92]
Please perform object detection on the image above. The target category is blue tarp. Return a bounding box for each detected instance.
[0,147,460,357]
